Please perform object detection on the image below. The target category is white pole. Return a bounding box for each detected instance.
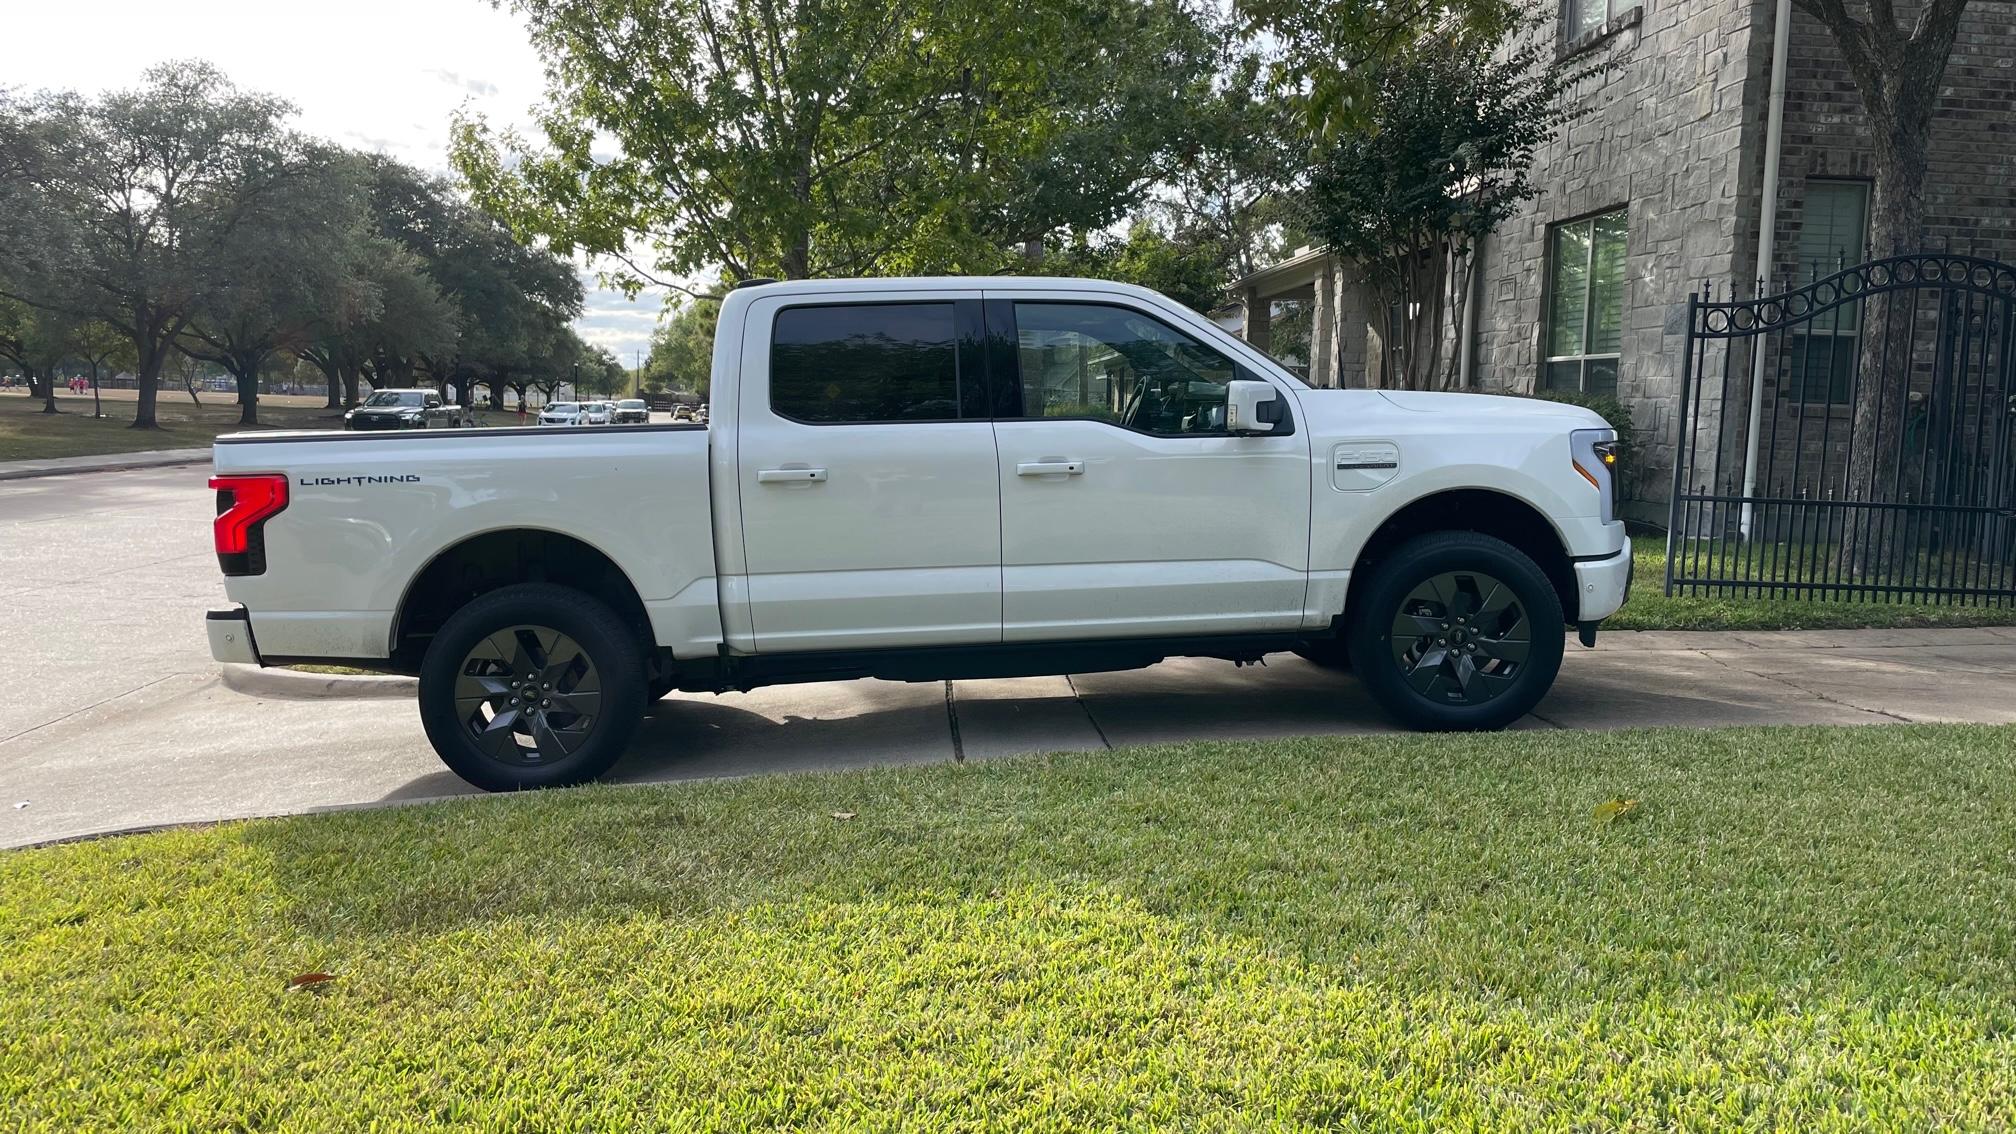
[1739,0,1793,540]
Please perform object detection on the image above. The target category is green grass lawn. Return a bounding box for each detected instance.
[6,726,2015,1130]
[1608,535,2016,631]
[0,388,339,461]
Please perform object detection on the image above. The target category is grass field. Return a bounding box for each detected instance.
[0,387,340,461]
[1608,535,2016,631]
[5,725,2015,1130]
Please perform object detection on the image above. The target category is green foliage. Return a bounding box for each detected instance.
[452,0,1221,284]
[0,62,313,426]
[644,297,720,399]
[1027,223,1231,313]
[1239,0,1520,135]
[1303,31,1589,388]
[9,725,2016,1126]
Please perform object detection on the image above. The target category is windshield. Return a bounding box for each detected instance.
[363,391,424,407]
[547,403,578,413]
[619,400,645,409]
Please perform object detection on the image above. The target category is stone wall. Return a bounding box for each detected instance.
[1468,0,1773,519]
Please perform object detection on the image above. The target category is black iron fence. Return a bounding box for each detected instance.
[1666,253,2016,604]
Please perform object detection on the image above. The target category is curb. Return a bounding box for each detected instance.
[0,452,210,481]
[219,663,417,700]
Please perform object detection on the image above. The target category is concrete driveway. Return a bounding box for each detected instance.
[6,464,2016,848]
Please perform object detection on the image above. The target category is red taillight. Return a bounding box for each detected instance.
[210,474,288,575]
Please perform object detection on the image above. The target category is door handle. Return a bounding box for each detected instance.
[756,467,828,483]
[1016,460,1084,477]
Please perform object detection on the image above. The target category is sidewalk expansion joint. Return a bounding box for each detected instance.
[1064,674,1113,750]
[1691,649,1915,723]
[943,680,964,762]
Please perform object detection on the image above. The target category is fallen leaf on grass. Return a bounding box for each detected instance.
[286,972,335,991]
[1593,798,1642,825]
[830,811,857,821]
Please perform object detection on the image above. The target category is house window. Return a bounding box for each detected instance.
[1786,180,1869,405]
[1543,209,1627,397]
[1567,0,1616,39]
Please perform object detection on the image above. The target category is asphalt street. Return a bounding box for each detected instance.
[7,463,2016,847]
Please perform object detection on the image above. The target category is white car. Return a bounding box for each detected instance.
[538,402,584,426]
[206,275,1629,791]
[580,402,614,425]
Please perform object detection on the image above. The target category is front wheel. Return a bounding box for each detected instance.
[1346,532,1564,731]
[418,583,647,791]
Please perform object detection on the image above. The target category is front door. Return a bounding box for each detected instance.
[734,291,1001,652]
[989,296,1312,642]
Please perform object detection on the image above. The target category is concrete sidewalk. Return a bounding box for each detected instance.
[7,626,2016,848]
[0,448,209,481]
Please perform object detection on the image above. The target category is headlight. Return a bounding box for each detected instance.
[1571,428,1620,524]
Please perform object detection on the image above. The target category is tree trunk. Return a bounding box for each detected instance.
[1838,113,1933,577]
[131,342,165,429]
[339,363,362,408]
[323,366,342,408]
[89,363,102,418]
[40,369,59,414]
[234,367,260,426]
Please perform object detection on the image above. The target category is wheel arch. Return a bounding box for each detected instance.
[1341,488,1577,633]
[391,527,653,672]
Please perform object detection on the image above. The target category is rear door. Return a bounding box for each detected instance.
[734,289,1000,652]
[987,294,1312,641]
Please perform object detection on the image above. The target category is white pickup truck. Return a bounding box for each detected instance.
[206,277,1630,790]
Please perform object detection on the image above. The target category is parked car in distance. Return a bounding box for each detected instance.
[538,402,585,426]
[613,399,651,424]
[580,402,614,425]
[207,275,1629,793]
[694,403,709,424]
[670,405,694,421]
[344,389,461,431]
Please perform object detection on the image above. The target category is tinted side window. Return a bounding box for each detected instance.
[1012,303,1239,436]
[771,303,962,423]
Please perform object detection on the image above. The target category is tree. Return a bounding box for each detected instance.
[180,147,372,425]
[1300,34,1586,389]
[1032,223,1232,314]
[1239,0,1519,133]
[452,0,1220,286]
[643,297,720,399]
[575,345,627,398]
[1790,0,1973,574]
[0,297,77,413]
[0,62,315,429]
[73,320,134,418]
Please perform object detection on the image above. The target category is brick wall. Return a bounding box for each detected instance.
[1753,3,2016,502]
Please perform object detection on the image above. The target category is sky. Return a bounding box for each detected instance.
[6,0,667,364]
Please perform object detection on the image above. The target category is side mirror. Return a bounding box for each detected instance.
[1226,379,1285,435]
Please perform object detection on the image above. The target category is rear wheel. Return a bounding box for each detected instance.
[418,583,647,791]
[1346,532,1563,731]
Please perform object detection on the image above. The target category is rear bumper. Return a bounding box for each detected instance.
[1573,546,1634,622]
[207,605,263,665]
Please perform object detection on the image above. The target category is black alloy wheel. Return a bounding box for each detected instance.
[418,583,646,790]
[1347,531,1564,731]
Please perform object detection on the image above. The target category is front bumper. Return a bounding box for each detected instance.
[1573,546,1634,622]
[207,605,263,665]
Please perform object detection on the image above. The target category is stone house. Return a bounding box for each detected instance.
[1232,0,2016,519]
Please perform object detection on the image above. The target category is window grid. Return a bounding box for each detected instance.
[1543,209,1627,398]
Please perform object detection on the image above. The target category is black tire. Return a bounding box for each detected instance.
[1291,638,1353,671]
[418,583,648,791]
[1346,531,1564,731]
